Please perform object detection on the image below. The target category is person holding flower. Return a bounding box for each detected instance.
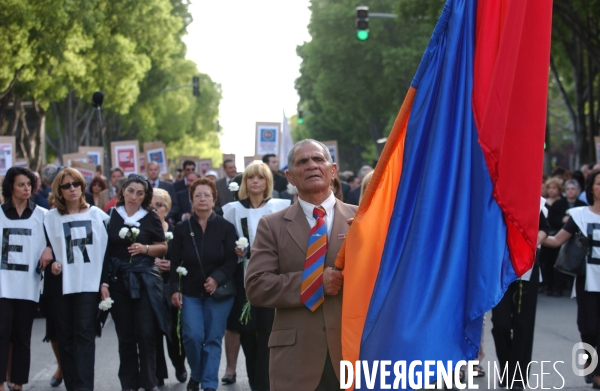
[151,188,187,385]
[222,162,290,391]
[170,178,237,391]
[43,168,110,391]
[100,174,167,391]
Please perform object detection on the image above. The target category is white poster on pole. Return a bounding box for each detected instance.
[255,122,281,156]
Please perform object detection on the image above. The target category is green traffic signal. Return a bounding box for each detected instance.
[357,30,369,41]
[298,118,304,124]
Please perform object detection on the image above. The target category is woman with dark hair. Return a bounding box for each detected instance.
[544,169,600,388]
[100,174,167,391]
[0,167,52,391]
[43,167,110,391]
[87,176,107,207]
[170,178,237,391]
[221,162,290,391]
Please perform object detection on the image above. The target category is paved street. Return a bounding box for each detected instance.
[22,293,590,390]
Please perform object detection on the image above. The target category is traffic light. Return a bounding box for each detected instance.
[356,6,369,41]
[193,76,200,97]
[297,110,304,124]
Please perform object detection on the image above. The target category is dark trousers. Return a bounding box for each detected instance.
[0,298,36,384]
[314,353,341,391]
[575,275,600,376]
[157,304,186,380]
[54,292,98,391]
[491,263,539,386]
[540,246,566,292]
[111,282,158,389]
[240,306,274,391]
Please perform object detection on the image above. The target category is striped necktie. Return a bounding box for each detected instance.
[301,206,327,311]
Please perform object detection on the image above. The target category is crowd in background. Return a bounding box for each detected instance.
[0,150,376,391]
[6,152,598,391]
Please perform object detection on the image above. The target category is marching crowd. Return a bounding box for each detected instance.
[1,139,600,391]
[0,139,374,391]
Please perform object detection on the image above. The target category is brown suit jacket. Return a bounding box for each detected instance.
[245,200,357,391]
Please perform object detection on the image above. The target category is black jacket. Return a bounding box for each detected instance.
[170,212,237,296]
[548,197,587,232]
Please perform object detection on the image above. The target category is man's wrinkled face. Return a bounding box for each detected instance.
[286,142,337,196]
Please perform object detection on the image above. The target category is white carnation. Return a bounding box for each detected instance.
[236,237,249,249]
[176,266,188,276]
[165,232,174,241]
[228,182,240,192]
[98,297,114,311]
[119,227,130,239]
[131,227,140,236]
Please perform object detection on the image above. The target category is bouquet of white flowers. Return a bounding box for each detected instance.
[119,226,140,263]
[98,297,114,311]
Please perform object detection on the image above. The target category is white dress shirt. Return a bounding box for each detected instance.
[297,191,336,236]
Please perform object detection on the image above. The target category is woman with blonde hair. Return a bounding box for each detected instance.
[222,162,290,391]
[43,167,110,391]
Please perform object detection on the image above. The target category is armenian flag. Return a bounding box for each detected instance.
[334,0,552,388]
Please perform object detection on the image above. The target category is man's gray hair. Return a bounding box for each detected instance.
[565,179,580,189]
[287,139,333,170]
[42,164,59,184]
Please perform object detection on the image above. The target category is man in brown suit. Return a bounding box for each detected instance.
[245,139,357,391]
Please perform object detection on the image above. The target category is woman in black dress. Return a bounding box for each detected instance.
[0,167,52,391]
[100,174,167,391]
[152,188,187,385]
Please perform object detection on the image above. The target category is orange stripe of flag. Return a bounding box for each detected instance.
[335,88,415,381]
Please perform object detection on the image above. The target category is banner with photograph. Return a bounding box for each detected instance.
[78,147,104,169]
[144,142,168,175]
[323,140,339,164]
[244,155,262,168]
[198,159,213,176]
[71,161,97,186]
[255,122,280,156]
[111,141,140,174]
[63,153,88,167]
[0,137,15,176]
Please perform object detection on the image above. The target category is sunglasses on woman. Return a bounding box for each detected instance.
[59,181,82,190]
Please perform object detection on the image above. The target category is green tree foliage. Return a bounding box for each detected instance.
[295,0,436,171]
[0,0,222,170]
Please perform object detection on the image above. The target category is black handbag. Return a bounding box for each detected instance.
[554,226,591,277]
[187,218,236,301]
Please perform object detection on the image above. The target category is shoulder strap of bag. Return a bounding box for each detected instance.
[188,217,207,281]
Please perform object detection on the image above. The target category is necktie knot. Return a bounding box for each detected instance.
[313,206,325,219]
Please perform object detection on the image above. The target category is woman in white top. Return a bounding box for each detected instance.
[221,162,290,390]
[0,167,51,391]
[44,168,110,391]
[544,170,600,388]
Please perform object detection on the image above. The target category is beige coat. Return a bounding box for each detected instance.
[245,200,357,391]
